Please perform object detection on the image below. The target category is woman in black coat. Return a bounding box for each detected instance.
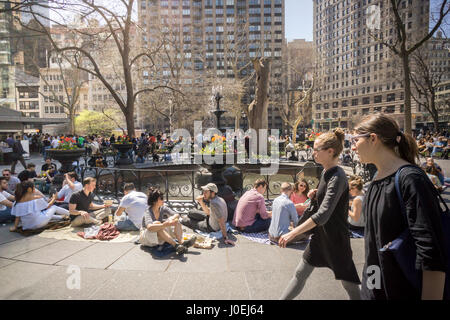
[279,129,361,300]
[353,114,447,300]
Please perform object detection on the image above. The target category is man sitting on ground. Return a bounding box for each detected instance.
[1,169,20,194]
[269,182,304,243]
[18,163,37,182]
[55,172,83,209]
[69,177,113,227]
[0,177,15,223]
[114,183,148,231]
[232,179,272,233]
[41,158,57,173]
[181,183,235,245]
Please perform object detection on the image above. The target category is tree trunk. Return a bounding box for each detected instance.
[70,109,76,135]
[431,92,439,131]
[248,58,271,154]
[402,53,412,134]
[125,103,135,137]
[292,124,298,144]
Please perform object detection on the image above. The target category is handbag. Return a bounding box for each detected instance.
[380,165,450,299]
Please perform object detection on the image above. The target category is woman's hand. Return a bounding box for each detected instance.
[9,226,16,232]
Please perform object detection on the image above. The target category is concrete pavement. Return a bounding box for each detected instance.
[0,223,366,300]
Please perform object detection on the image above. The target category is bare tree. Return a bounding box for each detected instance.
[410,47,448,130]
[369,0,450,134]
[16,0,178,137]
[280,83,314,144]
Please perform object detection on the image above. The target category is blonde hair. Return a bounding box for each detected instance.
[316,128,345,158]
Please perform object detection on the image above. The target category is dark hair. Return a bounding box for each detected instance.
[293,178,310,196]
[316,128,345,158]
[27,163,36,169]
[0,176,7,184]
[124,183,135,192]
[253,179,268,189]
[67,172,78,181]
[148,187,164,207]
[14,181,35,205]
[83,177,96,186]
[2,169,11,173]
[354,114,419,164]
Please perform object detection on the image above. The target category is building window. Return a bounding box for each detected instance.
[374,95,382,103]
[387,93,395,102]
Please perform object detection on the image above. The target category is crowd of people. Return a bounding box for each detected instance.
[0,113,449,300]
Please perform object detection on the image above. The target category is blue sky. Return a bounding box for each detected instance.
[285,0,314,42]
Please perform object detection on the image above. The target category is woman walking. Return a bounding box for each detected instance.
[279,128,361,300]
[352,114,447,300]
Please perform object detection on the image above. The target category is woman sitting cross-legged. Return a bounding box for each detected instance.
[9,181,70,232]
[139,188,196,255]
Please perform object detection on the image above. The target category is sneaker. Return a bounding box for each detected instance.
[182,235,197,248]
[175,244,188,255]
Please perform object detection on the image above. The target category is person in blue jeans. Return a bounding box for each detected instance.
[0,177,15,223]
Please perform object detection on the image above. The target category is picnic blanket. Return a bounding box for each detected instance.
[38,225,139,243]
[240,231,272,245]
[12,219,71,237]
[194,223,238,240]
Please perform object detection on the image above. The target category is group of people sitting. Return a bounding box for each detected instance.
[230,176,366,243]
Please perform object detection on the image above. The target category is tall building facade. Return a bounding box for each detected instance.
[312,0,431,131]
[139,0,285,132]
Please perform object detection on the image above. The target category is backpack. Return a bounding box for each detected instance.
[390,165,450,299]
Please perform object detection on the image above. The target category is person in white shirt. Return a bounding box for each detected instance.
[51,136,60,149]
[0,177,15,223]
[55,172,83,209]
[114,183,148,231]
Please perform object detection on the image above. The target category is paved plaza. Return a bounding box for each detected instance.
[0,154,448,300]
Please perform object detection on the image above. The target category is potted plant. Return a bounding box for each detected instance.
[112,136,134,165]
[46,137,85,173]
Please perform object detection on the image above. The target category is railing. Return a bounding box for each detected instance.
[73,163,324,212]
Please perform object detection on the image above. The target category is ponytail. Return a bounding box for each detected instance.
[397,132,419,165]
[355,114,419,165]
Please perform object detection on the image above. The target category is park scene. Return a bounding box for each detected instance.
[0,0,449,301]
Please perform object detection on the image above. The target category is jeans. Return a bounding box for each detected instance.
[115,217,139,231]
[0,207,14,223]
[238,214,271,233]
[180,209,215,233]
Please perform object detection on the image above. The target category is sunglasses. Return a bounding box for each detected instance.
[299,184,307,187]
[313,146,329,152]
[351,133,371,145]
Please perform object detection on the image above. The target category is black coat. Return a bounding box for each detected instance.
[303,166,361,283]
